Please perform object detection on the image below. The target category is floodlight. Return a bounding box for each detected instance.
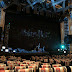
[2,46,5,49]
[1,49,3,51]
[13,50,16,53]
[61,45,65,49]
[58,49,60,51]
[5,49,9,52]
[64,51,66,53]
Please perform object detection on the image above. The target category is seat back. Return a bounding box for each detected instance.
[54,67,67,72]
[18,69,33,72]
[39,68,53,72]
[20,64,28,67]
[22,59,26,61]
[15,66,26,72]
[52,64,61,68]
[30,64,38,69]
[49,59,54,64]
[41,65,51,68]
[0,67,6,70]
[0,70,14,72]
[44,59,48,63]
[42,63,50,65]
[69,66,72,72]
[65,61,70,66]
[28,66,36,72]
[8,64,15,70]
[0,64,6,67]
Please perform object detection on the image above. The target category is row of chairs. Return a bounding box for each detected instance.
[0,66,71,72]
[0,55,72,72]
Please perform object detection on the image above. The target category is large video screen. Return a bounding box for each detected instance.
[5,13,61,51]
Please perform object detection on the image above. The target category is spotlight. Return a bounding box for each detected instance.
[1,49,3,51]
[61,49,62,50]
[13,50,16,53]
[5,49,9,52]
[64,51,66,53]
[2,46,5,49]
[9,23,10,24]
[58,49,60,51]
[61,45,65,49]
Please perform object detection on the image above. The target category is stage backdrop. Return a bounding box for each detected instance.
[5,13,61,51]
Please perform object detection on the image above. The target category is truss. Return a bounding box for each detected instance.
[26,0,72,13]
[1,0,72,14]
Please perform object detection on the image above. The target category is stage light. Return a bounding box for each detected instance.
[58,49,60,51]
[61,45,65,49]
[5,49,9,52]
[64,51,66,53]
[63,49,64,51]
[1,49,3,51]
[2,46,5,49]
[9,23,10,24]
[61,49,62,50]
[13,50,16,53]
[1,1,4,8]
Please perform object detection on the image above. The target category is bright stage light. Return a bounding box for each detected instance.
[9,23,10,24]
[64,51,66,53]
[13,50,16,53]
[58,49,60,51]
[61,45,65,49]
[1,49,3,51]
[2,46,5,49]
[5,49,9,52]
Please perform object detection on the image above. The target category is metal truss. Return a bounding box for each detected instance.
[26,0,72,14]
[1,0,72,14]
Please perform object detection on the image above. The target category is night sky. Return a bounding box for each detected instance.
[5,13,61,51]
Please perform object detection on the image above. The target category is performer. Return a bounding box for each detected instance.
[42,46,45,52]
[38,43,40,49]
[36,43,40,52]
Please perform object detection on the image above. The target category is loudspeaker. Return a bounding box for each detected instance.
[0,27,2,41]
[64,35,72,44]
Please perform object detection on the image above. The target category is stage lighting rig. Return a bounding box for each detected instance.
[2,0,72,17]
